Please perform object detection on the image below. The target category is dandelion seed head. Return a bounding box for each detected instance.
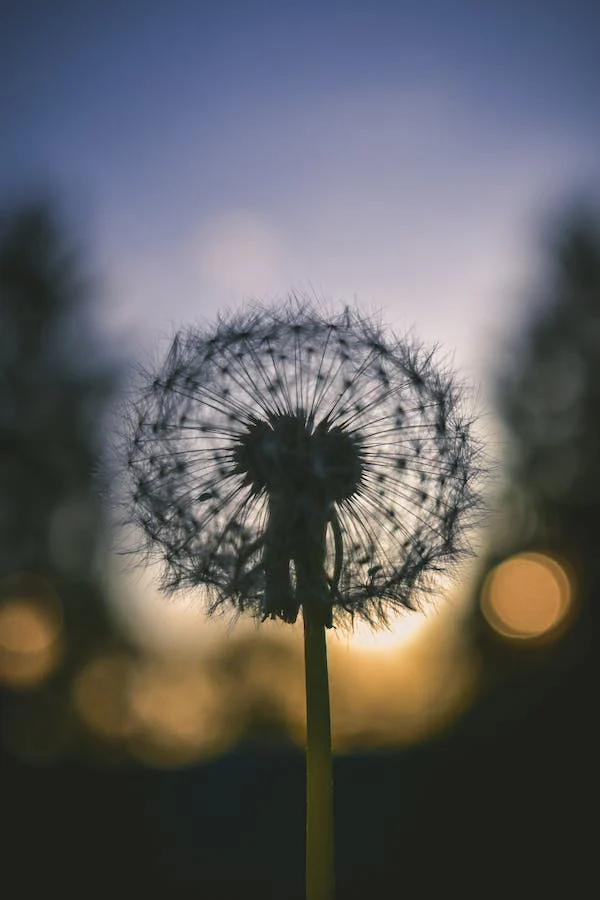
[123,298,484,628]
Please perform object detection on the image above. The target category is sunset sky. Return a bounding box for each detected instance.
[2,1,598,652]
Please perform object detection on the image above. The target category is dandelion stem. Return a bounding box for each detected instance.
[303,599,334,900]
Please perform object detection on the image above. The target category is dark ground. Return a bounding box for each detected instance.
[3,633,595,900]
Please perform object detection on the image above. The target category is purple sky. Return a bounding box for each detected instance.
[2,1,598,382]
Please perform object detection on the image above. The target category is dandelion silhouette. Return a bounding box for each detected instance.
[124,298,483,900]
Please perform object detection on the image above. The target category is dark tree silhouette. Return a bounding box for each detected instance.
[0,205,107,576]
[0,201,151,898]
[481,204,600,691]
[0,200,126,769]
[496,205,600,560]
[444,204,600,896]
[0,202,116,636]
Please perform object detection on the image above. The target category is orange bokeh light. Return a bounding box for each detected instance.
[72,654,133,739]
[481,552,573,641]
[0,574,63,688]
[127,658,237,766]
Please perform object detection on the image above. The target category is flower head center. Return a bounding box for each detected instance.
[233,412,364,505]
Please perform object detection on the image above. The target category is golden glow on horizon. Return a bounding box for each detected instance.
[327,617,479,749]
[481,552,573,640]
[102,566,480,761]
[70,613,475,762]
[345,611,428,653]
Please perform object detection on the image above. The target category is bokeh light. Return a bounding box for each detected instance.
[127,657,238,767]
[481,552,574,641]
[72,589,483,761]
[71,649,241,766]
[72,653,133,740]
[84,597,481,758]
[0,573,63,688]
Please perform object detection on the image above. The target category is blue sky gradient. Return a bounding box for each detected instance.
[2,1,599,376]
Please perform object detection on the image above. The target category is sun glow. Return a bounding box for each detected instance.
[345,611,429,652]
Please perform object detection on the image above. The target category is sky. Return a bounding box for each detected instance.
[2,1,599,379]
[1,0,599,650]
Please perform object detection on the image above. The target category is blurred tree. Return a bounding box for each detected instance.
[1,206,101,568]
[496,205,600,556]
[0,200,122,756]
[403,206,600,897]
[0,202,115,609]
[464,203,600,680]
[487,204,600,686]
[0,201,162,898]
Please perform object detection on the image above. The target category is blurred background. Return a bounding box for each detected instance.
[1,2,599,897]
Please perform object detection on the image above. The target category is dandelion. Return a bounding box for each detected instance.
[123,298,483,900]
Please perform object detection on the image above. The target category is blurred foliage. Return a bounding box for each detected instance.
[0,202,113,587]
[495,205,600,557]
[472,201,600,693]
[441,203,600,896]
[0,200,123,761]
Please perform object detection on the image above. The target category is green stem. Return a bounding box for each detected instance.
[303,601,334,900]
